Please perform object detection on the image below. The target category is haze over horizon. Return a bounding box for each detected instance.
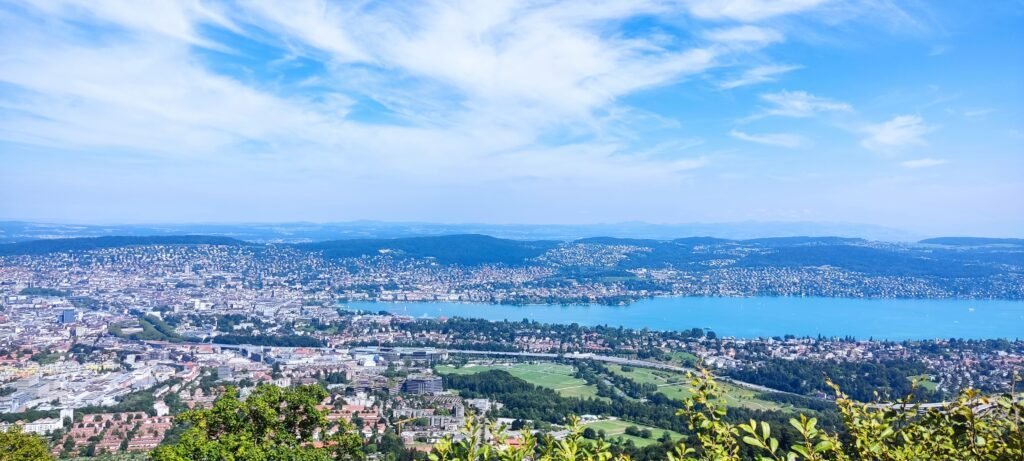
[1,1,1022,236]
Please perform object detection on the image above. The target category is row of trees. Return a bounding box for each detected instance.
[725,358,943,402]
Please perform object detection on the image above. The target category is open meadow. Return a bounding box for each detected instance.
[435,362,602,399]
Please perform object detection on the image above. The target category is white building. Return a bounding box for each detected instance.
[22,417,63,435]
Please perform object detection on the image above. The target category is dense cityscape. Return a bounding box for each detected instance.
[0,237,1020,459]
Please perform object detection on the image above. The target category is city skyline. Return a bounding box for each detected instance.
[1,1,1022,236]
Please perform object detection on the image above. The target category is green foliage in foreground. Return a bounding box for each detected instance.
[149,384,363,461]
[0,427,52,461]
[431,370,1024,461]
[7,372,1021,461]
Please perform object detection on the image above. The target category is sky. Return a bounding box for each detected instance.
[0,0,1022,236]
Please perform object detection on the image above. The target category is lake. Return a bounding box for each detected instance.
[344,297,1024,340]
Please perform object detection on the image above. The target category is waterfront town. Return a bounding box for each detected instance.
[0,241,1021,458]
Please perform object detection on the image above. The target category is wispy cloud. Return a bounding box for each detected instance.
[718,64,801,89]
[754,90,852,118]
[861,115,934,152]
[704,25,784,46]
[901,158,947,169]
[2,0,1014,232]
[0,0,749,191]
[963,108,993,118]
[683,0,829,22]
[730,129,806,148]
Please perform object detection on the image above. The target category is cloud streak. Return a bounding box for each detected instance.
[757,90,852,118]
[718,64,802,89]
[901,158,947,168]
[861,115,933,152]
[730,129,806,148]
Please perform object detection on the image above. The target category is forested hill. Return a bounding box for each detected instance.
[2,234,1022,281]
[0,235,249,256]
[919,237,1024,246]
[295,234,559,265]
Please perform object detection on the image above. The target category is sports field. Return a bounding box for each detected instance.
[436,362,602,399]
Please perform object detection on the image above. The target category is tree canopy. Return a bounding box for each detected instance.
[0,427,53,461]
[150,384,363,461]
[431,370,1024,461]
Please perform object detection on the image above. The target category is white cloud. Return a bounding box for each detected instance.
[0,0,739,190]
[229,0,734,130]
[2,0,901,225]
[20,0,238,49]
[901,158,947,169]
[239,0,370,62]
[861,115,933,152]
[704,25,783,45]
[730,129,806,148]
[718,64,801,89]
[963,108,993,118]
[684,0,830,22]
[758,90,852,118]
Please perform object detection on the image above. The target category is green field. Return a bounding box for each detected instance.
[664,351,699,367]
[436,361,800,412]
[908,374,939,391]
[582,419,684,448]
[436,362,603,399]
[606,364,791,412]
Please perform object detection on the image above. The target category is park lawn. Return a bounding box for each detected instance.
[582,419,684,448]
[436,363,604,400]
[605,365,791,412]
[665,351,699,367]
[908,374,939,391]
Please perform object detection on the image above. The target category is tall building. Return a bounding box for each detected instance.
[402,374,443,394]
[58,308,76,324]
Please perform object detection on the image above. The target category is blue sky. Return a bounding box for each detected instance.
[0,0,1021,236]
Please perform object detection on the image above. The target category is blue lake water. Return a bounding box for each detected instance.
[345,297,1024,340]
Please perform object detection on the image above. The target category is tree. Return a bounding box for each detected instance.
[0,427,53,461]
[151,384,364,461]
[430,370,1024,461]
[673,369,1024,461]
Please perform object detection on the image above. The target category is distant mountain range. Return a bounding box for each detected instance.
[0,220,930,244]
